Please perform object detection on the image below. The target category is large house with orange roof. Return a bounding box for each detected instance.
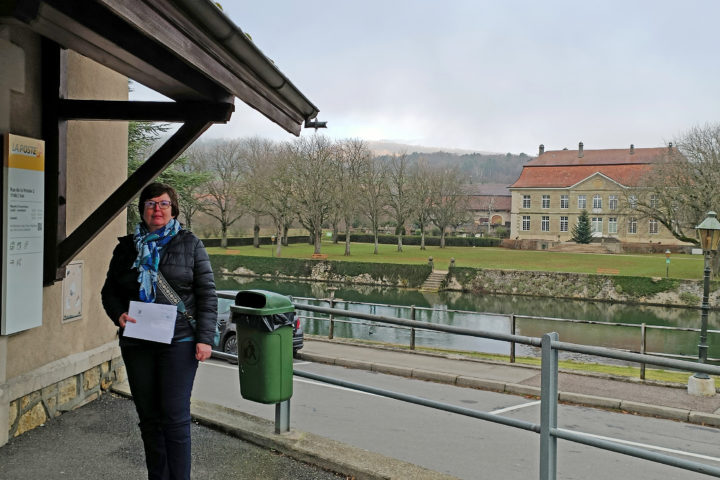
[509,142,684,245]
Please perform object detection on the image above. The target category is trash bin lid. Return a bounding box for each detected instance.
[230,289,295,316]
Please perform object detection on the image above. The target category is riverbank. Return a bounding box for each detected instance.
[209,253,719,309]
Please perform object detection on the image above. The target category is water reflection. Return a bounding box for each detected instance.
[216,276,720,359]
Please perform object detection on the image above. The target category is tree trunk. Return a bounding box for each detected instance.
[314,227,322,254]
[282,224,289,246]
[332,221,339,244]
[275,224,283,257]
[253,214,260,248]
[373,230,379,254]
[397,233,403,252]
[344,219,351,256]
[220,224,228,248]
[440,228,446,248]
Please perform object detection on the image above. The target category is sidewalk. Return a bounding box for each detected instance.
[298,338,720,427]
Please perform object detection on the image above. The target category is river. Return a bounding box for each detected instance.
[216,275,720,361]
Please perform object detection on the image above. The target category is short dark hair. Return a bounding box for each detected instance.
[138,182,180,219]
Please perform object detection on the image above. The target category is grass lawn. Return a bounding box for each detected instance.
[207,241,704,280]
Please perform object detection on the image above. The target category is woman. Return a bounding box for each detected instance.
[101,182,217,480]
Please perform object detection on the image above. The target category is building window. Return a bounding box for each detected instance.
[608,195,618,211]
[522,195,531,209]
[560,195,569,209]
[560,216,568,232]
[608,217,618,234]
[522,215,530,231]
[628,195,637,209]
[649,219,658,234]
[541,216,550,231]
[542,195,550,209]
[591,217,602,234]
[650,195,659,208]
[578,195,586,209]
[593,194,602,209]
[628,217,637,234]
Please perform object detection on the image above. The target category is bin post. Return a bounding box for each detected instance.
[275,399,290,434]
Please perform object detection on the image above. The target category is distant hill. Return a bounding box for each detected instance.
[366,140,498,156]
[373,149,532,185]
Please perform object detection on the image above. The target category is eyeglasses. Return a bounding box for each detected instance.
[144,200,172,210]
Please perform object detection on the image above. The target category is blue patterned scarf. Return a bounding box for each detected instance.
[133,218,181,303]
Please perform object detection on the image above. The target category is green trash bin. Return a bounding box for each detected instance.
[231,290,295,404]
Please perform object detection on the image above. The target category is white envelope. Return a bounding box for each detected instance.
[124,301,178,344]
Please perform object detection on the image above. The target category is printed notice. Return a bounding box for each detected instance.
[2,134,45,335]
[124,301,177,344]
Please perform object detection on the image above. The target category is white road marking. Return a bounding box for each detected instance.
[294,378,382,397]
[559,429,720,464]
[490,401,541,415]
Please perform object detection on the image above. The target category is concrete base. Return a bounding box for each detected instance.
[688,375,716,397]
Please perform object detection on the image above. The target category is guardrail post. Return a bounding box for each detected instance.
[540,332,559,480]
[328,296,335,340]
[510,314,516,363]
[410,305,416,350]
[275,399,290,434]
[640,323,646,380]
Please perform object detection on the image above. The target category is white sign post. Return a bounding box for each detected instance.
[2,133,45,335]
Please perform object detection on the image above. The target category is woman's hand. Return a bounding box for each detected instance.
[196,343,212,362]
[118,312,137,328]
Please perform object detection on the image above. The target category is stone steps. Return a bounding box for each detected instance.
[420,271,448,292]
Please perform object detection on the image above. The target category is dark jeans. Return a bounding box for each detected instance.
[121,341,198,480]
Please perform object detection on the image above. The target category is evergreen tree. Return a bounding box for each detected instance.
[571,210,593,244]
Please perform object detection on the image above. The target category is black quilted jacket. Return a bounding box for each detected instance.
[101,229,218,345]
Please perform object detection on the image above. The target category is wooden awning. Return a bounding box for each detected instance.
[1,0,322,283]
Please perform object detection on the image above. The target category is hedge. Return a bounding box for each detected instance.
[201,235,308,248]
[336,233,501,247]
[209,254,432,288]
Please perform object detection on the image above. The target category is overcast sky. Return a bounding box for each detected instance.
[134,1,720,155]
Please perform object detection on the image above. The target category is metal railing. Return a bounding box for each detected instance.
[290,303,720,480]
[292,296,720,376]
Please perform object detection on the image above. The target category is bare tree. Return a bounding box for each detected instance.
[251,143,294,257]
[358,156,389,254]
[242,137,277,248]
[386,152,415,252]
[336,139,370,256]
[287,135,337,254]
[409,159,434,250]
[195,140,246,248]
[629,124,720,275]
[429,166,470,248]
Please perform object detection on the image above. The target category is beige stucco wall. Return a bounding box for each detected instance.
[5,50,127,380]
[509,175,686,245]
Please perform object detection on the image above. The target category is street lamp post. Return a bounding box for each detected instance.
[689,211,720,396]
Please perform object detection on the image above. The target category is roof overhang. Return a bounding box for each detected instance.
[2,0,319,135]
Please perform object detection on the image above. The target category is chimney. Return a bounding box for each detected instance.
[539,144,545,155]
[668,142,673,151]
[630,144,635,155]
[578,141,584,158]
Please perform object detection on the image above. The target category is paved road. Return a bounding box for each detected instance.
[195,358,720,480]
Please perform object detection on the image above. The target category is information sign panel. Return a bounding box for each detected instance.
[2,134,45,335]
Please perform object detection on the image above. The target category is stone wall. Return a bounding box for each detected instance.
[447,268,718,308]
[7,358,125,438]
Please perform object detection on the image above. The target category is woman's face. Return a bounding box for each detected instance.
[142,193,174,232]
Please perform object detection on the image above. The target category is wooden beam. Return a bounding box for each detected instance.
[57,100,234,123]
[42,39,68,285]
[56,119,213,272]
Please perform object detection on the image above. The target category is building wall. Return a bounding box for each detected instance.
[509,175,684,245]
[1,26,127,445]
